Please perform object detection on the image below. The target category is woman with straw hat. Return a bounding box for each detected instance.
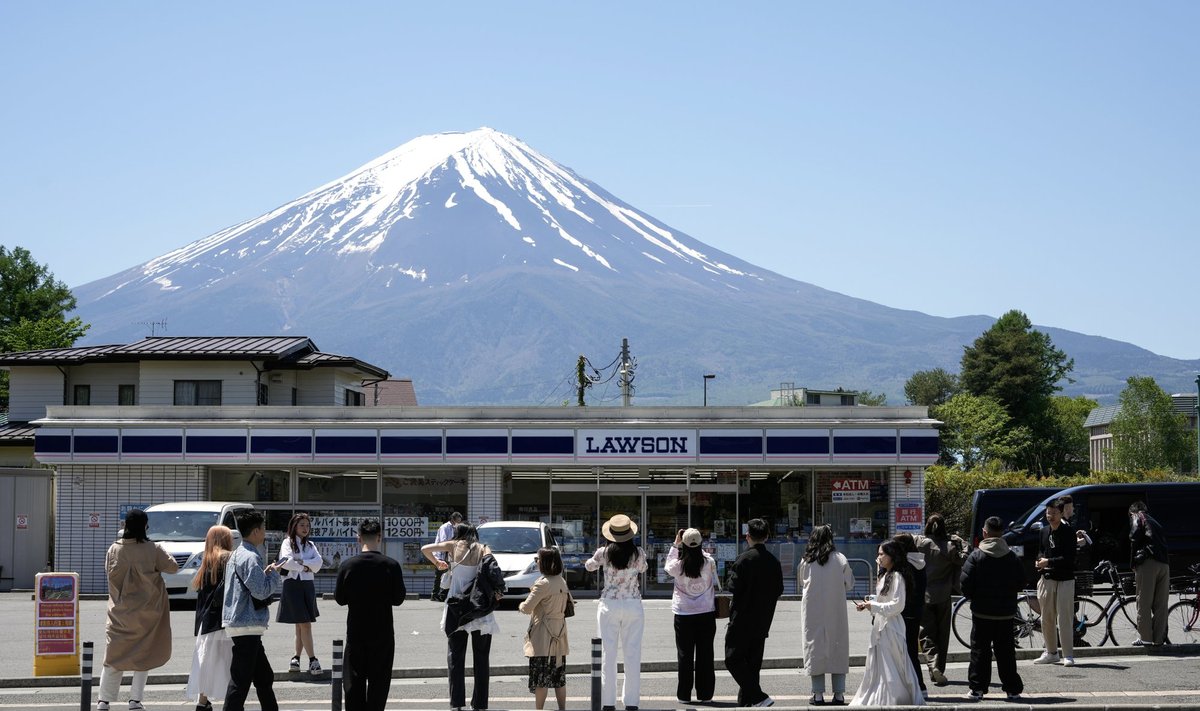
[584,514,648,711]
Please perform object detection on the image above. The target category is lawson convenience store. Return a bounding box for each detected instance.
[33,405,938,596]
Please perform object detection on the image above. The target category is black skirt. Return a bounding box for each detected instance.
[528,656,567,692]
[277,578,320,624]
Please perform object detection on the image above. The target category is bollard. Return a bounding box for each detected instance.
[80,641,93,711]
[591,637,601,711]
[331,638,344,711]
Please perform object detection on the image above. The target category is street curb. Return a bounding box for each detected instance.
[3,644,1196,689]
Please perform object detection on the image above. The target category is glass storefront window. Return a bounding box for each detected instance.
[690,490,740,586]
[382,469,468,593]
[298,467,379,504]
[550,486,599,591]
[738,469,812,593]
[210,468,290,502]
[815,470,889,572]
[505,472,550,522]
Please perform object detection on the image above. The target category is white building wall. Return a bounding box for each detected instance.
[468,466,503,525]
[64,363,139,405]
[266,370,299,406]
[295,370,335,406]
[334,370,366,406]
[138,361,259,406]
[7,366,63,421]
[54,463,207,594]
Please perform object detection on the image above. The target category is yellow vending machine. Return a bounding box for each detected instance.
[33,572,80,676]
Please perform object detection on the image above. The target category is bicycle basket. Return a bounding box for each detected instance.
[1118,573,1136,596]
[1074,570,1094,595]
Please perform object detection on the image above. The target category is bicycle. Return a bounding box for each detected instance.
[952,588,1054,649]
[1166,563,1200,645]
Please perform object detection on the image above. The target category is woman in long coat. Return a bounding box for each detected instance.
[98,509,178,711]
[519,547,571,711]
[798,525,855,705]
[849,539,925,707]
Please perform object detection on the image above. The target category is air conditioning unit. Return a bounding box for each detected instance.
[269,374,283,383]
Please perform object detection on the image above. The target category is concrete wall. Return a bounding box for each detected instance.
[0,468,53,591]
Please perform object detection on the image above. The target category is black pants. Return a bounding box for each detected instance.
[920,598,953,674]
[345,638,395,711]
[432,567,447,602]
[448,629,492,709]
[674,612,716,702]
[724,630,767,707]
[225,634,278,711]
[968,616,1023,695]
[903,615,927,691]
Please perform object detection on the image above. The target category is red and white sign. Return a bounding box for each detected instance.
[16,514,29,530]
[87,513,101,529]
[830,478,871,503]
[895,501,924,534]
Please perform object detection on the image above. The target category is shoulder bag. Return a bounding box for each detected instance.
[713,560,732,619]
[563,588,576,618]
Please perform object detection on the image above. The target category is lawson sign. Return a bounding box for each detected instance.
[577,429,695,461]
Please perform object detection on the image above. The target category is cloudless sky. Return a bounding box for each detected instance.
[2,3,1197,359]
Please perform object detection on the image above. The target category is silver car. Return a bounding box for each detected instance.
[476,521,557,598]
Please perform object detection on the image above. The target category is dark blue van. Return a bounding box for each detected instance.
[968,487,1054,548]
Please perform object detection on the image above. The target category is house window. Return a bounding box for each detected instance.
[840,394,855,406]
[806,392,821,405]
[291,387,298,406]
[174,380,222,406]
[118,384,136,406]
[258,382,269,406]
[73,385,91,405]
[344,390,365,406]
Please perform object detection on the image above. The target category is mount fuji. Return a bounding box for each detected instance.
[71,128,1199,404]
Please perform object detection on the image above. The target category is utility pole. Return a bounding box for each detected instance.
[1195,374,1199,476]
[576,355,590,407]
[618,338,635,407]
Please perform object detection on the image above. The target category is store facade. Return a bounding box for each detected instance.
[34,405,938,596]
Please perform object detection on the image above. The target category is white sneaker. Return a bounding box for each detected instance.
[755,697,775,707]
[1033,651,1060,664]
[96,703,110,711]
[1061,656,1075,666]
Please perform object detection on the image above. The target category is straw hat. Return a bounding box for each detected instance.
[601,514,638,543]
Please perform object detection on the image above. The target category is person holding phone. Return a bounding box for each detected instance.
[665,527,717,704]
[278,513,323,675]
[222,510,284,711]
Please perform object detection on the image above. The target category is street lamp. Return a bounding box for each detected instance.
[703,374,716,406]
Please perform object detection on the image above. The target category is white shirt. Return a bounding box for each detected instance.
[279,537,322,581]
[434,520,457,562]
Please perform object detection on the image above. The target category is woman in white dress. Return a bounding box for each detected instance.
[799,525,855,706]
[186,525,234,711]
[849,539,925,707]
[423,523,504,711]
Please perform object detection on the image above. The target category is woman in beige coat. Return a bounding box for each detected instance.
[97,509,178,711]
[519,547,571,711]
[799,524,855,706]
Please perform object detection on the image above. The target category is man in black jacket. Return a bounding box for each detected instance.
[725,518,784,707]
[1130,501,1171,645]
[961,516,1025,702]
[335,519,406,711]
[1034,497,1076,666]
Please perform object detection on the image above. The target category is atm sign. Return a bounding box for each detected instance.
[831,478,870,503]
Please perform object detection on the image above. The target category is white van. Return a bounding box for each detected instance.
[144,501,254,599]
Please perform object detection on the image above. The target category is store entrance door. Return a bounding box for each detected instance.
[598,489,688,596]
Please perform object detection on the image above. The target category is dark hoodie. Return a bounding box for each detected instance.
[960,537,1025,620]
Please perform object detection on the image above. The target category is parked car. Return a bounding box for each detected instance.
[968,487,1055,548]
[476,521,557,598]
[549,525,597,590]
[144,501,254,599]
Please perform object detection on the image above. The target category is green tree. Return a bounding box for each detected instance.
[857,390,888,406]
[0,246,89,404]
[904,368,959,407]
[933,392,1031,470]
[1029,395,1097,476]
[959,309,1074,474]
[1109,376,1196,473]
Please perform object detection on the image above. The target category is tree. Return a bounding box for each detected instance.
[904,368,959,407]
[1029,395,1097,476]
[1109,376,1196,473]
[857,390,888,406]
[0,246,90,405]
[933,393,1031,470]
[959,309,1074,474]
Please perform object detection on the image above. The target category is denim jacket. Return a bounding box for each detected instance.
[222,541,280,633]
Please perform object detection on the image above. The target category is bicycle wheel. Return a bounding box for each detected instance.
[1166,600,1200,645]
[1013,594,1044,649]
[952,596,972,647]
[1070,597,1106,647]
[1106,598,1140,646]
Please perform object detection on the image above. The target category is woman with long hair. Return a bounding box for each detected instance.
[278,512,323,675]
[664,527,717,704]
[798,525,855,705]
[96,509,179,711]
[916,513,967,686]
[584,514,648,711]
[519,547,571,710]
[423,523,505,711]
[893,532,928,699]
[186,525,235,711]
[849,539,924,706]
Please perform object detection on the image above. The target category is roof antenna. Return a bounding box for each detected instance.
[134,318,168,337]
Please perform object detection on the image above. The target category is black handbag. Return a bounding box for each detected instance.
[563,592,576,618]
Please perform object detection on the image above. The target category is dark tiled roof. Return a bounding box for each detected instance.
[0,424,35,442]
[0,344,125,364]
[289,351,389,379]
[367,379,419,406]
[112,336,315,359]
[1084,404,1120,429]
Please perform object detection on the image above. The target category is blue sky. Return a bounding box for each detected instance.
[2,3,1198,360]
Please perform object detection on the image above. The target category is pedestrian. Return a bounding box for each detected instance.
[433,512,464,601]
[1033,497,1076,666]
[892,533,928,699]
[519,547,571,711]
[916,514,967,687]
[422,523,505,711]
[665,527,717,704]
[797,524,854,706]
[335,518,407,711]
[584,513,648,711]
[1129,501,1171,646]
[222,509,284,711]
[278,512,323,676]
[725,518,784,708]
[96,509,179,711]
[186,525,235,711]
[960,516,1025,702]
[849,539,924,707]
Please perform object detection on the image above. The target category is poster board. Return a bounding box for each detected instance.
[33,572,79,676]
